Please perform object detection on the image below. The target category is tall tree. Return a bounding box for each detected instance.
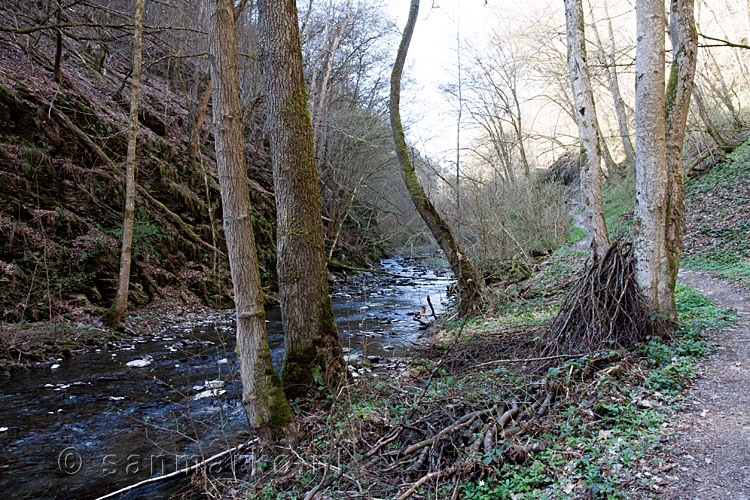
[390,0,481,315]
[257,0,344,398]
[634,0,697,322]
[564,0,610,257]
[588,0,637,170]
[206,0,293,438]
[662,0,698,320]
[103,0,144,327]
[634,0,669,316]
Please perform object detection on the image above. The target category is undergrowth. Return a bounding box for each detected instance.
[456,283,735,500]
[209,255,735,500]
[682,141,750,283]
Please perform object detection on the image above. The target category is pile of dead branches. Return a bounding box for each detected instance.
[543,240,654,356]
[220,368,557,500]
[414,324,542,375]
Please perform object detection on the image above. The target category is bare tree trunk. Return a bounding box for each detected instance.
[634,0,669,315]
[103,0,144,327]
[206,0,293,439]
[390,0,481,315]
[257,0,344,398]
[511,86,531,178]
[661,0,698,321]
[455,16,462,227]
[312,0,351,158]
[596,121,618,173]
[692,86,733,151]
[188,83,212,166]
[188,0,248,168]
[54,1,62,83]
[595,0,636,169]
[564,0,610,257]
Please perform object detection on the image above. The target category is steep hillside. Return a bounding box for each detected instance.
[682,140,750,284]
[0,33,277,323]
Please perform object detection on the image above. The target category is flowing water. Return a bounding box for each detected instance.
[0,257,452,499]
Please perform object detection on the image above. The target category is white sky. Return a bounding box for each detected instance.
[385,0,561,163]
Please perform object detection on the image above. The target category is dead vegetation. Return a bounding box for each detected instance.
[543,241,658,357]
[190,326,644,500]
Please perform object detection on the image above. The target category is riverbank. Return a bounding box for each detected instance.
[0,303,222,374]
[191,248,738,499]
[0,256,453,499]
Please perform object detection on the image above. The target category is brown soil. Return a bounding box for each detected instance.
[660,268,750,500]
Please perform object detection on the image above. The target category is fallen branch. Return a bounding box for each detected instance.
[474,352,602,369]
[394,466,458,500]
[402,406,495,456]
[93,439,257,500]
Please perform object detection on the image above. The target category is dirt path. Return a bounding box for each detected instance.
[660,268,750,500]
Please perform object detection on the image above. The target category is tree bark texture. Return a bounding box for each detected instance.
[564,0,610,258]
[104,0,144,327]
[389,0,481,315]
[662,0,698,320]
[207,0,293,436]
[634,0,669,315]
[188,0,247,168]
[257,0,344,398]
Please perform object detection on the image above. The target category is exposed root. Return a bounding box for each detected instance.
[543,240,658,356]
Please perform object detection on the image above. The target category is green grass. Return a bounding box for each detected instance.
[602,170,636,238]
[683,252,750,279]
[456,283,736,499]
[682,141,750,282]
[569,225,585,243]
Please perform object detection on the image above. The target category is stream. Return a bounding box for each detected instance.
[0,256,452,499]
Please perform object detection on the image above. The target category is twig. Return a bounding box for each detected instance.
[393,466,457,500]
[427,295,437,318]
[474,352,600,368]
[92,439,257,500]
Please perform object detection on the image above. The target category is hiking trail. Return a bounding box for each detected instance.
[660,269,750,499]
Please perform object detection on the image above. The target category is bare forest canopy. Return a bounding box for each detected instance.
[0,0,748,322]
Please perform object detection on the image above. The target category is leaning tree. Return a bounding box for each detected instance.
[389,0,482,315]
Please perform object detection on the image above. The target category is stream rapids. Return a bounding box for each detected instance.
[0,256,452,499]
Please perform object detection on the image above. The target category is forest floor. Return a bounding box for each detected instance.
[659,269,750,500]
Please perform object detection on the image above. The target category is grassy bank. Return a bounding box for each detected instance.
[204,249,735,500]
[682,140,750,283]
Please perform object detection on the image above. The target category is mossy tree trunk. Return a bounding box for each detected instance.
[564,0,610,258]
[257,0,344,398]
[389,0,481,316]
[103,0,144,327]
[662,0,697,321]
[207,0,293,439]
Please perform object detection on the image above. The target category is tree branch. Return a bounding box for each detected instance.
[698,33,750,50]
